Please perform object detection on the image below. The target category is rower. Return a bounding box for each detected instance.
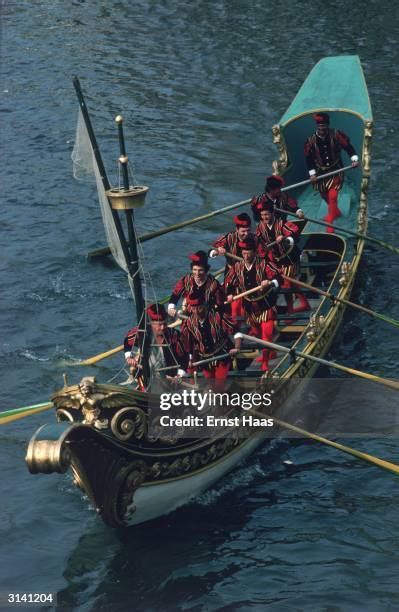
[124,303,187,386]
[209,213,257,324]
[179,292,240,391]
[251,175,305,225]
[168,251,225,318]
[255,199,310,315]
[224,236,281,372]
[304,112,359,232]
[209,213,257,273]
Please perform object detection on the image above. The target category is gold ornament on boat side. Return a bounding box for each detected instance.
[26,431,73,475]
[306,314,325,342]
[56,408,74,422]
[52,378,149,434]
[339,262,351,287]
[362,120,373,177]
[110,406,147,441]
[358,120,373,233]
[148,432,241,481]
[271,124,288,175]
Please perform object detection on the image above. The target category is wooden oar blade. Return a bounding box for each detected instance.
[235,333,399,392]
[0,402,53,425]
[283,274,399,330]
[272,416,399,476]
[63,345,125,367]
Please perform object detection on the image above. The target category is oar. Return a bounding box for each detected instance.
[274,207,399,256]
[251,409,399,476]
[235,333,399,392]
[66,267,226,367]
[88,167,358,258]
[88,199,252,258]
[155,350,257,372]
[222,251,242,262]
[224,282,273,304]
[280,164,354,193]
[282,274,399,329]
[66,344,125,366]
[156,354,230,372]
[0,402,53,426]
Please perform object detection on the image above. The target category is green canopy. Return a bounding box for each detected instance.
[279,56,372,125]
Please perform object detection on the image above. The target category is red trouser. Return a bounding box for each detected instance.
[283,278,310,313]
[202,360,231,391]
[322,188,341,232]
[250,319,275,371]
[231,298,244,326]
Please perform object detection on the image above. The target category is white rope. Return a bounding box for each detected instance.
[106,363,129,384]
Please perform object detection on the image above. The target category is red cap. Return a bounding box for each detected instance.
[256,199,274,213]
[188,251,208,268]
[233,213,251,227]
[146,303,167,321]
[238,236,256,251]
[313,112,330,125]
[265,175,285,190]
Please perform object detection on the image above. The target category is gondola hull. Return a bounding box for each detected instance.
[26,55,373,527]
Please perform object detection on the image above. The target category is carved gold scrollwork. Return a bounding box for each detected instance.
[358,120,373,233]
[306,314,325,342]
[362,120,373,177]
[339,262,351,287]
[110,406,147,441]
[56,409,74,422]
[147,435,241,482]
[82,407,100,425]
[271,124,288,175]
[120,460,149,517]
[94,419,109,430]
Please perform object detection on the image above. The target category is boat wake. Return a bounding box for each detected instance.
[194,439,283,507]
[20,350,51,363]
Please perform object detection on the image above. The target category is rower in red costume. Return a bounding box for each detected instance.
[124,303,187,388]
[224,236,281,372]
[251,175,305,225]
[179,292,240,390]
[255,199,310,314]
[168,251,225,318]
[304,112,359,233]
[209,213,258,325]
[209,213,255,270]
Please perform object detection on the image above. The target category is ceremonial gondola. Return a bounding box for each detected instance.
[25,56,380,527]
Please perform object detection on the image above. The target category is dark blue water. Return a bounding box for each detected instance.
[1,1,398,609]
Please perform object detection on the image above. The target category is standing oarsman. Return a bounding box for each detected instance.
[250,175,305,224]
[255,199,310,314]
[124,303,187,386]
[168,251,225,318]
[179,293,240,390]
[304,112,359,232]
[224,236,281,372]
